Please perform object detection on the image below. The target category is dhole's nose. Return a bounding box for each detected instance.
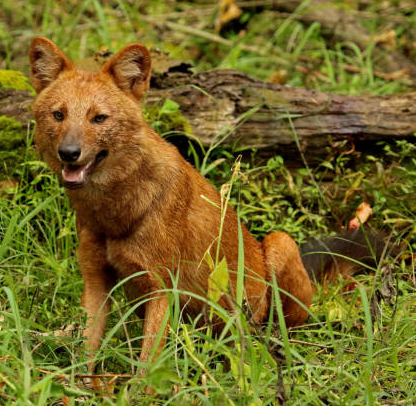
[58,144,81,162]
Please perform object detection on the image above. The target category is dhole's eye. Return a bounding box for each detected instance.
[53,111,64,121]
[92,114,108,124]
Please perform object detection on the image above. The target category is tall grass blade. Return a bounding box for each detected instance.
[271,275,292,371]
[236,216,245,308]
[4,287,32,398]
[359,286,375,406]
[0,214,18,261]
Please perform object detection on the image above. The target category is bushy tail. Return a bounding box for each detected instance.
[300,228,388,283]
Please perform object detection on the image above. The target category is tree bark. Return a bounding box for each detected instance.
[1,69,415,158]
[149,69,416,155]
[0,87,33,125]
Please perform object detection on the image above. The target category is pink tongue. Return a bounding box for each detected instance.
[62,165,87,183]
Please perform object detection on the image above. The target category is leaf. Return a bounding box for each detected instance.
[228,349,250,390]
[208,256,229,303]
[202,158,226,176]
[215,0,242,33]
[374,29,396,50]
[159,98,179,115]
[348,201,372,230]
[342,172,365,204]
[320,161,334,170]
[326,300,347,322]
[204,251,214,272]
[49,381,90,398]
[182,323,195,354]
[146,366,182,395]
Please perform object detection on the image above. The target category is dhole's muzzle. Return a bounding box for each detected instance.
[59,147,108,189]
[57,128,108,188]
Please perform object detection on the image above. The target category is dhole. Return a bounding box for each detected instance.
[29,37,380,383]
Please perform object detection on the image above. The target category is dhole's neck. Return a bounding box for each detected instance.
[67,132,185,238]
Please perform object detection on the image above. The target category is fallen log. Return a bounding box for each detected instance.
[149,69,416,156]
[1,68,415,159]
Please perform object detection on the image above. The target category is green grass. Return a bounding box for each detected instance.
[0,1,415,405]
[0,124,414,405]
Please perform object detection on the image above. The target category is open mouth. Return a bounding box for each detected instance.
[61,150,108,189]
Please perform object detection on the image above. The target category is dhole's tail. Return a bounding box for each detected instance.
[300,229,388,283]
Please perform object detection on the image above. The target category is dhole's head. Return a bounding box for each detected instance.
[29,37,151,189]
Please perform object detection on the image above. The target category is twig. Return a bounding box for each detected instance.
[35,368,133,380]
[288,338,355,354]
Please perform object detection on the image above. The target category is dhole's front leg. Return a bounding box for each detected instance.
[135,291,169,394]
[140,293,169,365]
[77,226,115,385]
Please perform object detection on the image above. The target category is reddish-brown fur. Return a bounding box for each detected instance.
[29,38,313,379]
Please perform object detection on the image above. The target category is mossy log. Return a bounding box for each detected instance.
[0,70,37,179]
[1,68,415,160]
[0,70,34,125]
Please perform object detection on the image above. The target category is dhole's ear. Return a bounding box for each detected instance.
[29,37,74,93]
[101,44,151,100]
